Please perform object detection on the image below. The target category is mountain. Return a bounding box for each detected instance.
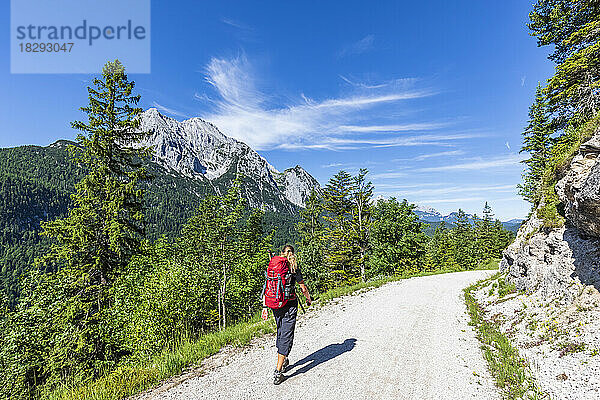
[413,205,523,233]
[413,205,444,222]
[137,108,320,211]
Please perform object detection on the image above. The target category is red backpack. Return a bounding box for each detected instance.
[263,256,294,309]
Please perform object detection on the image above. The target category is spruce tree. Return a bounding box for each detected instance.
[322,171,355,286]
[475,203,495,262]
[452,209,476,270]
[349,169,374,282]
[518,83,553,205]
[529,0,600,124]
[297,189,327,291]
[33,59,150,381]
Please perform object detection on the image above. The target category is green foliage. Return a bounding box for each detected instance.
[518,83,554,205]
[2,60,152,395]
[297,189,328,293]
[368,198,427,277]
[529,0,600,124]
[321,170,357,286]
[523,0,600,226]
[0,62,276,400]
[424,204,514,271]
[349,169,374,282]
[298,170,513,294]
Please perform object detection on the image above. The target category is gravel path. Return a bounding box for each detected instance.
[139,270,499,400]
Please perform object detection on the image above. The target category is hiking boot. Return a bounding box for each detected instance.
[282,357,289,372]
[273,369,286,385]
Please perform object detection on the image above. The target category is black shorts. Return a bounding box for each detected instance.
[272,299,298,357]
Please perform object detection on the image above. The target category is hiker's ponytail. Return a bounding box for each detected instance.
[281,244,297,273]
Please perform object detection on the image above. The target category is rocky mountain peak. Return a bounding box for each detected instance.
[137,109,320,209]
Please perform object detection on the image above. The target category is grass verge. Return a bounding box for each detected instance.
[46,266,499,400]
[464,274,547,400]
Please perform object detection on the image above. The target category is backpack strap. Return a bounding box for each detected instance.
[276,275,281,301]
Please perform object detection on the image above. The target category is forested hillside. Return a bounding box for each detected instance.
[0,141,298,305]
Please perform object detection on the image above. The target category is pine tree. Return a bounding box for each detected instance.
[297,189,327,291]
[475,203,495,262]
[529,0,600,124]
[429,224,459,271]
[322,171,355,286]
[452,209,476,270]
[33,59,150,381]
[349,169,374,282]
[518,83,553,205]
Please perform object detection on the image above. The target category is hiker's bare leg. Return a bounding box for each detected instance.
[276,353,286,371]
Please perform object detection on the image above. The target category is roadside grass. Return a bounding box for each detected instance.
[44,265,499,400]
[42,317,276,400]
[464,274,546,400]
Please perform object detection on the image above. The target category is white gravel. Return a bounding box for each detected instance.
[474,278,600,400]
[138,271,499,400]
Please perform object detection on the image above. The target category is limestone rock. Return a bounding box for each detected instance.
[556,131,600,238]
[501,127,600,301]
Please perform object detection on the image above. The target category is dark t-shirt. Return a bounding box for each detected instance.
[287,265,303,302]
[290,265,303,286]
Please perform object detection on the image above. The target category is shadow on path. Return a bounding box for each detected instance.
[287,338,357,378]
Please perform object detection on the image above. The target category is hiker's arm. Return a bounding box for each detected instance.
[298,282,312,305]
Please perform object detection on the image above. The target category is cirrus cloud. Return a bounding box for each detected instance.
[199,54,474,151]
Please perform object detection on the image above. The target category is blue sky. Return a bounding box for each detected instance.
[1,0,556,220]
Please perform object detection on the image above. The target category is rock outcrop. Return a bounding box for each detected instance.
[555,134,600,238]
[501,127,600,302]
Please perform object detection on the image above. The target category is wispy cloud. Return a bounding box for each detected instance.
[322,133,481,149]
[339,75,419,90]
[390,184,517,197]
[338,122,449,133]
[412,149,465,161]
[221,18,252,30]
[417,154,524,172]
[151,102,191,118]
[199,54,460,150]
[339,75,388,89]
[337,34,375,58]
[416,196,486,204]
[370,171,408,179]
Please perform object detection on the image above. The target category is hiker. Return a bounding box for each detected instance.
[261,244,312,385]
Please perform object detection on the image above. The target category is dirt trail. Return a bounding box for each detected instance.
[137,270,499,400]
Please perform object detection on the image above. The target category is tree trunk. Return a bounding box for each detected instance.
[360,247,365,282]
[221,240,227,329]
[217,290,221,330]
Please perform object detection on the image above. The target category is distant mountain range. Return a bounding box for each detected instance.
[413,205,524,233]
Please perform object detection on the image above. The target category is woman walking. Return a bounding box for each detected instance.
[262,244,312,385]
